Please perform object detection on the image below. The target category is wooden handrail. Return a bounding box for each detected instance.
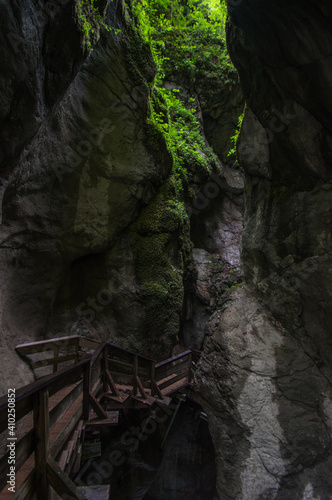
[0,357,89,434]
[155,350,192,369]
[15,335,81,355]
[1,336,195,499]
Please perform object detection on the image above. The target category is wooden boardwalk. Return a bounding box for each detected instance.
[0,336,195,499]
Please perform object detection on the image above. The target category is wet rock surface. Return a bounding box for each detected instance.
[195,1,332,498]
[196,286,332,499]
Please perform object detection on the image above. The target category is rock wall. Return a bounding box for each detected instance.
[196,1,332,498]
[0,0,244,390]
[0,0,170,390]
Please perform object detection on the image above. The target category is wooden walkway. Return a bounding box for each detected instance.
[0,336,195,499]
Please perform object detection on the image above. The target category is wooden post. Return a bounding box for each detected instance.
[133,355,138,396]
[188,352,192,383]
[150,362,155,397]
[83,362,91,421]
[34,387,50,500]
[53,346,59,373]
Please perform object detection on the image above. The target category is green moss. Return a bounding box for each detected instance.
[130,175,195,344]
[75,0,111,53]
[149,86,217,191]
[122,23,156,87]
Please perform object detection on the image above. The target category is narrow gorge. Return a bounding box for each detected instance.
[0,0,331,498]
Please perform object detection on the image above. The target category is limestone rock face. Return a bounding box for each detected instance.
[0,0,171,388]
[196,286,332,499]
[227,1,332,377]
[196,1,332,498]
[0,0,243,387]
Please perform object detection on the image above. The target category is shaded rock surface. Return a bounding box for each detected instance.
[196,1,332,498]
[0,0,244,389]
[196,286,332,499]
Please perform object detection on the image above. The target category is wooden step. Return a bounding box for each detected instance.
[84,410,119,427]
[101,391,129,404]
[78,484,110,499]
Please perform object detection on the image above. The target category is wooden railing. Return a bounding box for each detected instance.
[155,350,192,392]
[15,335,99,377]
[0,337,195,499]
[0,356,90,499]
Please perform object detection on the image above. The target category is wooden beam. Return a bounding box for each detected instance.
[135,376,148,399]
[34,387,50,500]
[49,401,83,459]
[105,369,120,397]
[14,469,36,500]
[155,350,192,369]
[78,337,100,350]
[47,455,87,500]
[89,392,108,419]
[152,380,164,400]
[49,381,83,429]
[158,370,188,391]
[0,358,89,433]
[0,428,35,492]
[15,336,81,355]
[31,353,77,370]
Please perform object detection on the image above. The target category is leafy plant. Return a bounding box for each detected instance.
[75,0,118,53]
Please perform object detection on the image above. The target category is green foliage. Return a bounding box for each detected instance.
[133,0,234,87]
[75,0,118,53]
[131,0,236,190]
[149,86,217,190]
[228,111,244,157]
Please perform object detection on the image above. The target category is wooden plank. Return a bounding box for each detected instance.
[0,358,88,433]
[58,450,69,471]
[135,376,148,399]
[90,343,106,367]
[34,388,50,500]
[31,353,77,370]
[155,350,191,369]
[13,469,35,500]
[107,358,134,371]
[78,338,100,350]
[88,393,107,420]
[155,359,190,381]
[85,411,119,427]
[49,381,83,430]
[105,370,120,397]
[108,344,153,363]
[108,371,133,386]
[0,428,35,492]
[47,455,87,500]
[72,443,82,475]
[49,401,83,460]
[158,370,188,391]
[151,380,164,400]
[15,336,81,355]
